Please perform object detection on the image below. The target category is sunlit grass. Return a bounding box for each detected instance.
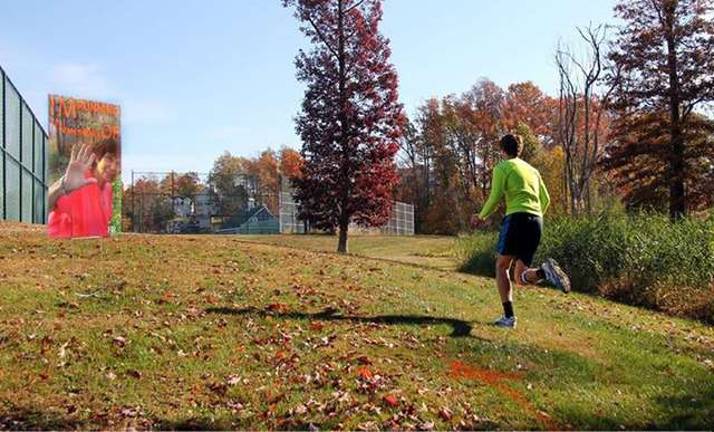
[0,222,712,429]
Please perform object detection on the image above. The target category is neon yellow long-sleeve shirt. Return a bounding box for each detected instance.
[478,158,550,219]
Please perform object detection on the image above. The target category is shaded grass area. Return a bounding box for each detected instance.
[0,221,713,430]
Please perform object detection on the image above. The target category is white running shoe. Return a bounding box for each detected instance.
[542,258,571,293]
[493,315,517,328]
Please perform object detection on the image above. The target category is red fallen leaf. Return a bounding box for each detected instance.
[309,321,325,331]
[357,367,373,380]
[275,350,288,361]
[383,394,399,407]
[267,303,289,313]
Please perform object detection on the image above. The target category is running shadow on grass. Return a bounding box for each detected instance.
[0,408,84,431]
[206,306,473,337]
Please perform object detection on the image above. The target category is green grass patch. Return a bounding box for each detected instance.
[0,222,712,429]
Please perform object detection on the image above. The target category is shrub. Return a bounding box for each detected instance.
[457,211,714,322]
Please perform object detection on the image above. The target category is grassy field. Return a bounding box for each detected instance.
[1,223,713,430]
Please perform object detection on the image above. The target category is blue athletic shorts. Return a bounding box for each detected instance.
[496,212,543,266]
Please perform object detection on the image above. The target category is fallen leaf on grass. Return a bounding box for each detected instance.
[226,375,241,386]
[226,400,245,412]
[383,394,399,407]
[309,321,325,331]
[439,407,453,421]
[58,341,69,360]
[355,355,372,365]
[208,382,228,396]
[126,369,142,379]
[267,303,289,313]
[357,367,373,380]
[294,404,308,415]
[357,420,380,431]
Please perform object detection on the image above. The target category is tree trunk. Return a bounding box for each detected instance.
[665,7,686,220]
[669,127,686,220]
[337,220,349,254]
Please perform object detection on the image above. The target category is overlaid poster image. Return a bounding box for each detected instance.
[47,95,121,238]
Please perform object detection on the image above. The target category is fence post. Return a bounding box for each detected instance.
[131,170,135,232]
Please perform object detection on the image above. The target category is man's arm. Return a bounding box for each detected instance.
[47,177,66,211]
[478,165,506,220]
[539,174,550,215]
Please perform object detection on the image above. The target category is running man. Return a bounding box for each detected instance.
[471,134,571,328]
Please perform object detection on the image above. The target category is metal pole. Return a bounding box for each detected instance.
[131,170,135,232]
[171,171,175,216]
[1,70,5,220]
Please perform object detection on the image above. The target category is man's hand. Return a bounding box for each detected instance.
[470,214,485,230]
[62,143,97,194]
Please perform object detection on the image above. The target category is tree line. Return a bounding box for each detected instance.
[394,0,713,234]
[128,0,713,246]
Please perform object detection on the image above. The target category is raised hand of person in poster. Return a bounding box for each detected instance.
[63,143,98,193]
[48,143,96,211]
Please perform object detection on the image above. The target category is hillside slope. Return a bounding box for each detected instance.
[0,223,712,429]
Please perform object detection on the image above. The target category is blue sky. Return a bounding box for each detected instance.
[0,0,617,184]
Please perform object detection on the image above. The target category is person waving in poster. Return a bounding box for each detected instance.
[47,139,119,238]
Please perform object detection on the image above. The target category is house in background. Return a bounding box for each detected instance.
[216,205,278,234]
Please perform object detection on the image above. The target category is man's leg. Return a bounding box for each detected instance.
[514,257,571,293]
[495,254,516,324]
[513,259,545,286]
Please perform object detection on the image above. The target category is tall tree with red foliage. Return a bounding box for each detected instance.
[502,81,558,145]
[607,0,714,219]
[284,0,406,253]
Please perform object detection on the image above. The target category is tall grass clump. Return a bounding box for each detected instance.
[457,211,714,322]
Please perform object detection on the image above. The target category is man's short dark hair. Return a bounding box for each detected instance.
[92,138,119,160]
[500,134,523,158]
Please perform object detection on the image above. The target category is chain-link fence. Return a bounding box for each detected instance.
[278,190,306,234]
[278,188,415,236]
[127,171,414,236]
[1,65,48,224]
[379,201,415,235]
